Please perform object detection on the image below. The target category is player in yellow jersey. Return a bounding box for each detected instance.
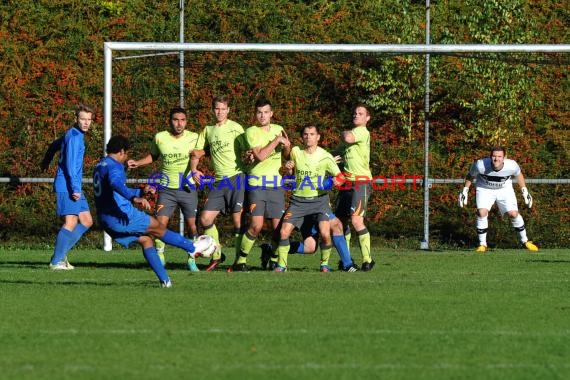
[191,96,248,271]
[274,125,344,272]
[127,107,200,271]
[230,98,291,272]
[335,104,375,271]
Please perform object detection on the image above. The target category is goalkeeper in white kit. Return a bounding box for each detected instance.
[458,146,538,252]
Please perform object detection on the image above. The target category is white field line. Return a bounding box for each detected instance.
[7,327,570,337]
[13,361,570,373]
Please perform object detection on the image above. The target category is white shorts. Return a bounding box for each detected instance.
[475,186,518,215]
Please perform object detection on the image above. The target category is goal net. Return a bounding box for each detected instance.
[103,42,570,251]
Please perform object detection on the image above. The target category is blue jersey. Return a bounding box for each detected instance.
[54,126,85,194]
[93,156,142,219]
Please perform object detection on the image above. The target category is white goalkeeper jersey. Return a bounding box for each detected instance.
[470,157,521,190]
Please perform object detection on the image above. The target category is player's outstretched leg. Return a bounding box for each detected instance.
[159,229,208,258]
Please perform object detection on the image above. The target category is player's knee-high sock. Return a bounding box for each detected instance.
[51,228,73,265]
[511,214,529,243]
[270,233,281,260]
[237,231,256,264]
[320,243,332,267]
[142,246,169,282]
[277,239,290,268]
[154,239,165,254]
[270,243,279,263]
[203,224,219,244]
[204,224,222,260]
[357,228,372,263]
[476,216,488,246]
[234,229,242,257]
[332,234,352,267]
[344,225,351,254]
[160,229,197,256]
[66,223,89,253]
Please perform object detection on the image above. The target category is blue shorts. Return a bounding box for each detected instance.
[56,192,90,216]
[99,208,151,248]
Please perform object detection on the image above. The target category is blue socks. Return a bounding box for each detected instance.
[51,228,74,265]
[143,247,169,282]
[51,224,90,265]
[161,229,194,253]
[67,223,89,252]
[333,235,352,267]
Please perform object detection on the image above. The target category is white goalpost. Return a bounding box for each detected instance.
[103,42,570,251]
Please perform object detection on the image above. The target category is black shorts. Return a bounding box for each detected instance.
[335,183,372,218]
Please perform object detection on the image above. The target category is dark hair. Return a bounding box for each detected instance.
[490,146,506,156]
[212,95,230,108]
[169,107,187,120]
[354,103,371,117]
[254,98,272,109]
[299,124,322,137]
[106,135,130,154]
[75,103,94,118]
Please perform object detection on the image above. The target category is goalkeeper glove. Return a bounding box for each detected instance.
[458,187,469,208]
[521,187,533,208]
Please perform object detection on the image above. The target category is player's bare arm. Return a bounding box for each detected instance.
[251,134,288,162]
[190,150,205,183]
[280,160,294,176]
[191,149,206,160]
[127,154,154,169]
[341,130,356,144]
[514,173,527,189]
[280,130,291,158]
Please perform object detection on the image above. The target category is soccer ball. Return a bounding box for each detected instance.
[193,235,217,258]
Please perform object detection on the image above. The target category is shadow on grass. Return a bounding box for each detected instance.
[0,278,141,286]
[0,260,153,270]
[1,260,355,273]
[526,259,570,264]
[0,260,278,272]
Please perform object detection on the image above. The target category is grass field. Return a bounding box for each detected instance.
[1,246,569,380]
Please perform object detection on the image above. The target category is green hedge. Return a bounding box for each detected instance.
[0,0,568,247]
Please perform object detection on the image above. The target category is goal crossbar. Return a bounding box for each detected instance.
[104,42,569,54]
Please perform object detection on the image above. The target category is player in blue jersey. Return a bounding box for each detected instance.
[93,135,213,288]
[49,104,94,270]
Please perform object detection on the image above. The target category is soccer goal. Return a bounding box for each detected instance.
[103,42,570,251]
